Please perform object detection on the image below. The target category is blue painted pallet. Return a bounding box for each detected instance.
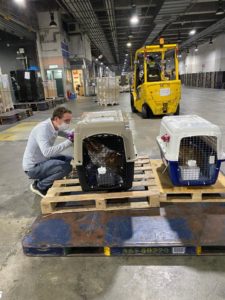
[22,203,225,256]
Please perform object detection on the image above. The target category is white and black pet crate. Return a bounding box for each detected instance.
[156,115,225,186]
[74,111,137,191]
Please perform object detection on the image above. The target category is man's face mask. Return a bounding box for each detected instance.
[57,113,72,131]
[58,122,70,131]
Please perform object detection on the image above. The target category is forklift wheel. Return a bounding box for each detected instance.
[174,104,180,115]
[142,104,150,119]
[142,104,154,119]
[130,95,138,113]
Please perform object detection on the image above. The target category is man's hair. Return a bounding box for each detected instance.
[51,107,72,120]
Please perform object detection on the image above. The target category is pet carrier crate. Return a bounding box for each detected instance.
[74,110,136,191]
[156,115,225,186]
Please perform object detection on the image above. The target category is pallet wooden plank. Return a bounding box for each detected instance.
[53,179,80,186]
[43,190,159,204]
[136,155,150,159]
[135,165,152,171]
[191,193,203,201]
[160,198,225,203]
[42,202,152,215]
[41,202,55,214]
[95,199,107,209]
[134,173,154,179]
[144,168,160,207]
[48,180,158,195]
[47,185,82,195]
[133,179,157,187]
[135,159,150,164]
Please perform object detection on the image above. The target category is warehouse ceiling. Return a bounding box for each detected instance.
[56,0,225,69]
[2,0,225,69]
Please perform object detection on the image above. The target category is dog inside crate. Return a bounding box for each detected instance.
[178,136,218,181]
[82,134,126,189]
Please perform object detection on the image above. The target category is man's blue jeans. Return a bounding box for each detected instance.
[27,155,73,191]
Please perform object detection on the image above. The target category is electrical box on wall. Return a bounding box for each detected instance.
[68,23,81,34]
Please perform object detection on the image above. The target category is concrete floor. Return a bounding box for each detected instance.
[1,87,225,300]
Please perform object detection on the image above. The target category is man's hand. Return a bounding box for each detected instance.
[67,132,74,143]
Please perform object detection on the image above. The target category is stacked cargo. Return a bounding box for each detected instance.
[0,74,14,113]
[96,77,105,105]
[96,77,119,106]
[43,80,57,99]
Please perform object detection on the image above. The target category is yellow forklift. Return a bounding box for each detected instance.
[130,38,181,118]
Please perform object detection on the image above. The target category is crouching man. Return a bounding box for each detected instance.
[23,107,74,197]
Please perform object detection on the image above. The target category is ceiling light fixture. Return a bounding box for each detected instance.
[209,37,213,44]
[130,3,139,25]
[127,42,132,47]
[189,29,196,36]
[195,45,198,52]
[14,0,25,6]
[98,54,103,59]
[49,12,57,28]
[130,15,139,25]
[216,0,225,15]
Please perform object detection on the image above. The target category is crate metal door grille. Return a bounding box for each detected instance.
[178,136,218,181]
[82,134,126,189]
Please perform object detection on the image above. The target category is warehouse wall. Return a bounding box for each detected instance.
[179,33,225,74]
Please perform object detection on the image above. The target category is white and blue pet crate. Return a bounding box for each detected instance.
[156,115,225,186]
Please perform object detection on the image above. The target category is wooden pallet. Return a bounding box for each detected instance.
[13,98,65,111]
[41,156,160,214]
[24,108,33,117]
[151,160,225,203]
[55,97,66,105]
[98,102,119,107]
[0,109,31,125]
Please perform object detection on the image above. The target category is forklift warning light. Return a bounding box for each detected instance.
[159,37,164,45]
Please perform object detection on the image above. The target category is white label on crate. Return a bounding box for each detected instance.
[160,88,170,96]
[209,156,215,164]
[24,72,30,80]
[172,247,186,255]
[90,117,115,123]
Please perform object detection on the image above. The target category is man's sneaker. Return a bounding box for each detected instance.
[30,182,47,197]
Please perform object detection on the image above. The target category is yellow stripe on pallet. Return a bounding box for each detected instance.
[196,246,202,255]
[104,247,111,256]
